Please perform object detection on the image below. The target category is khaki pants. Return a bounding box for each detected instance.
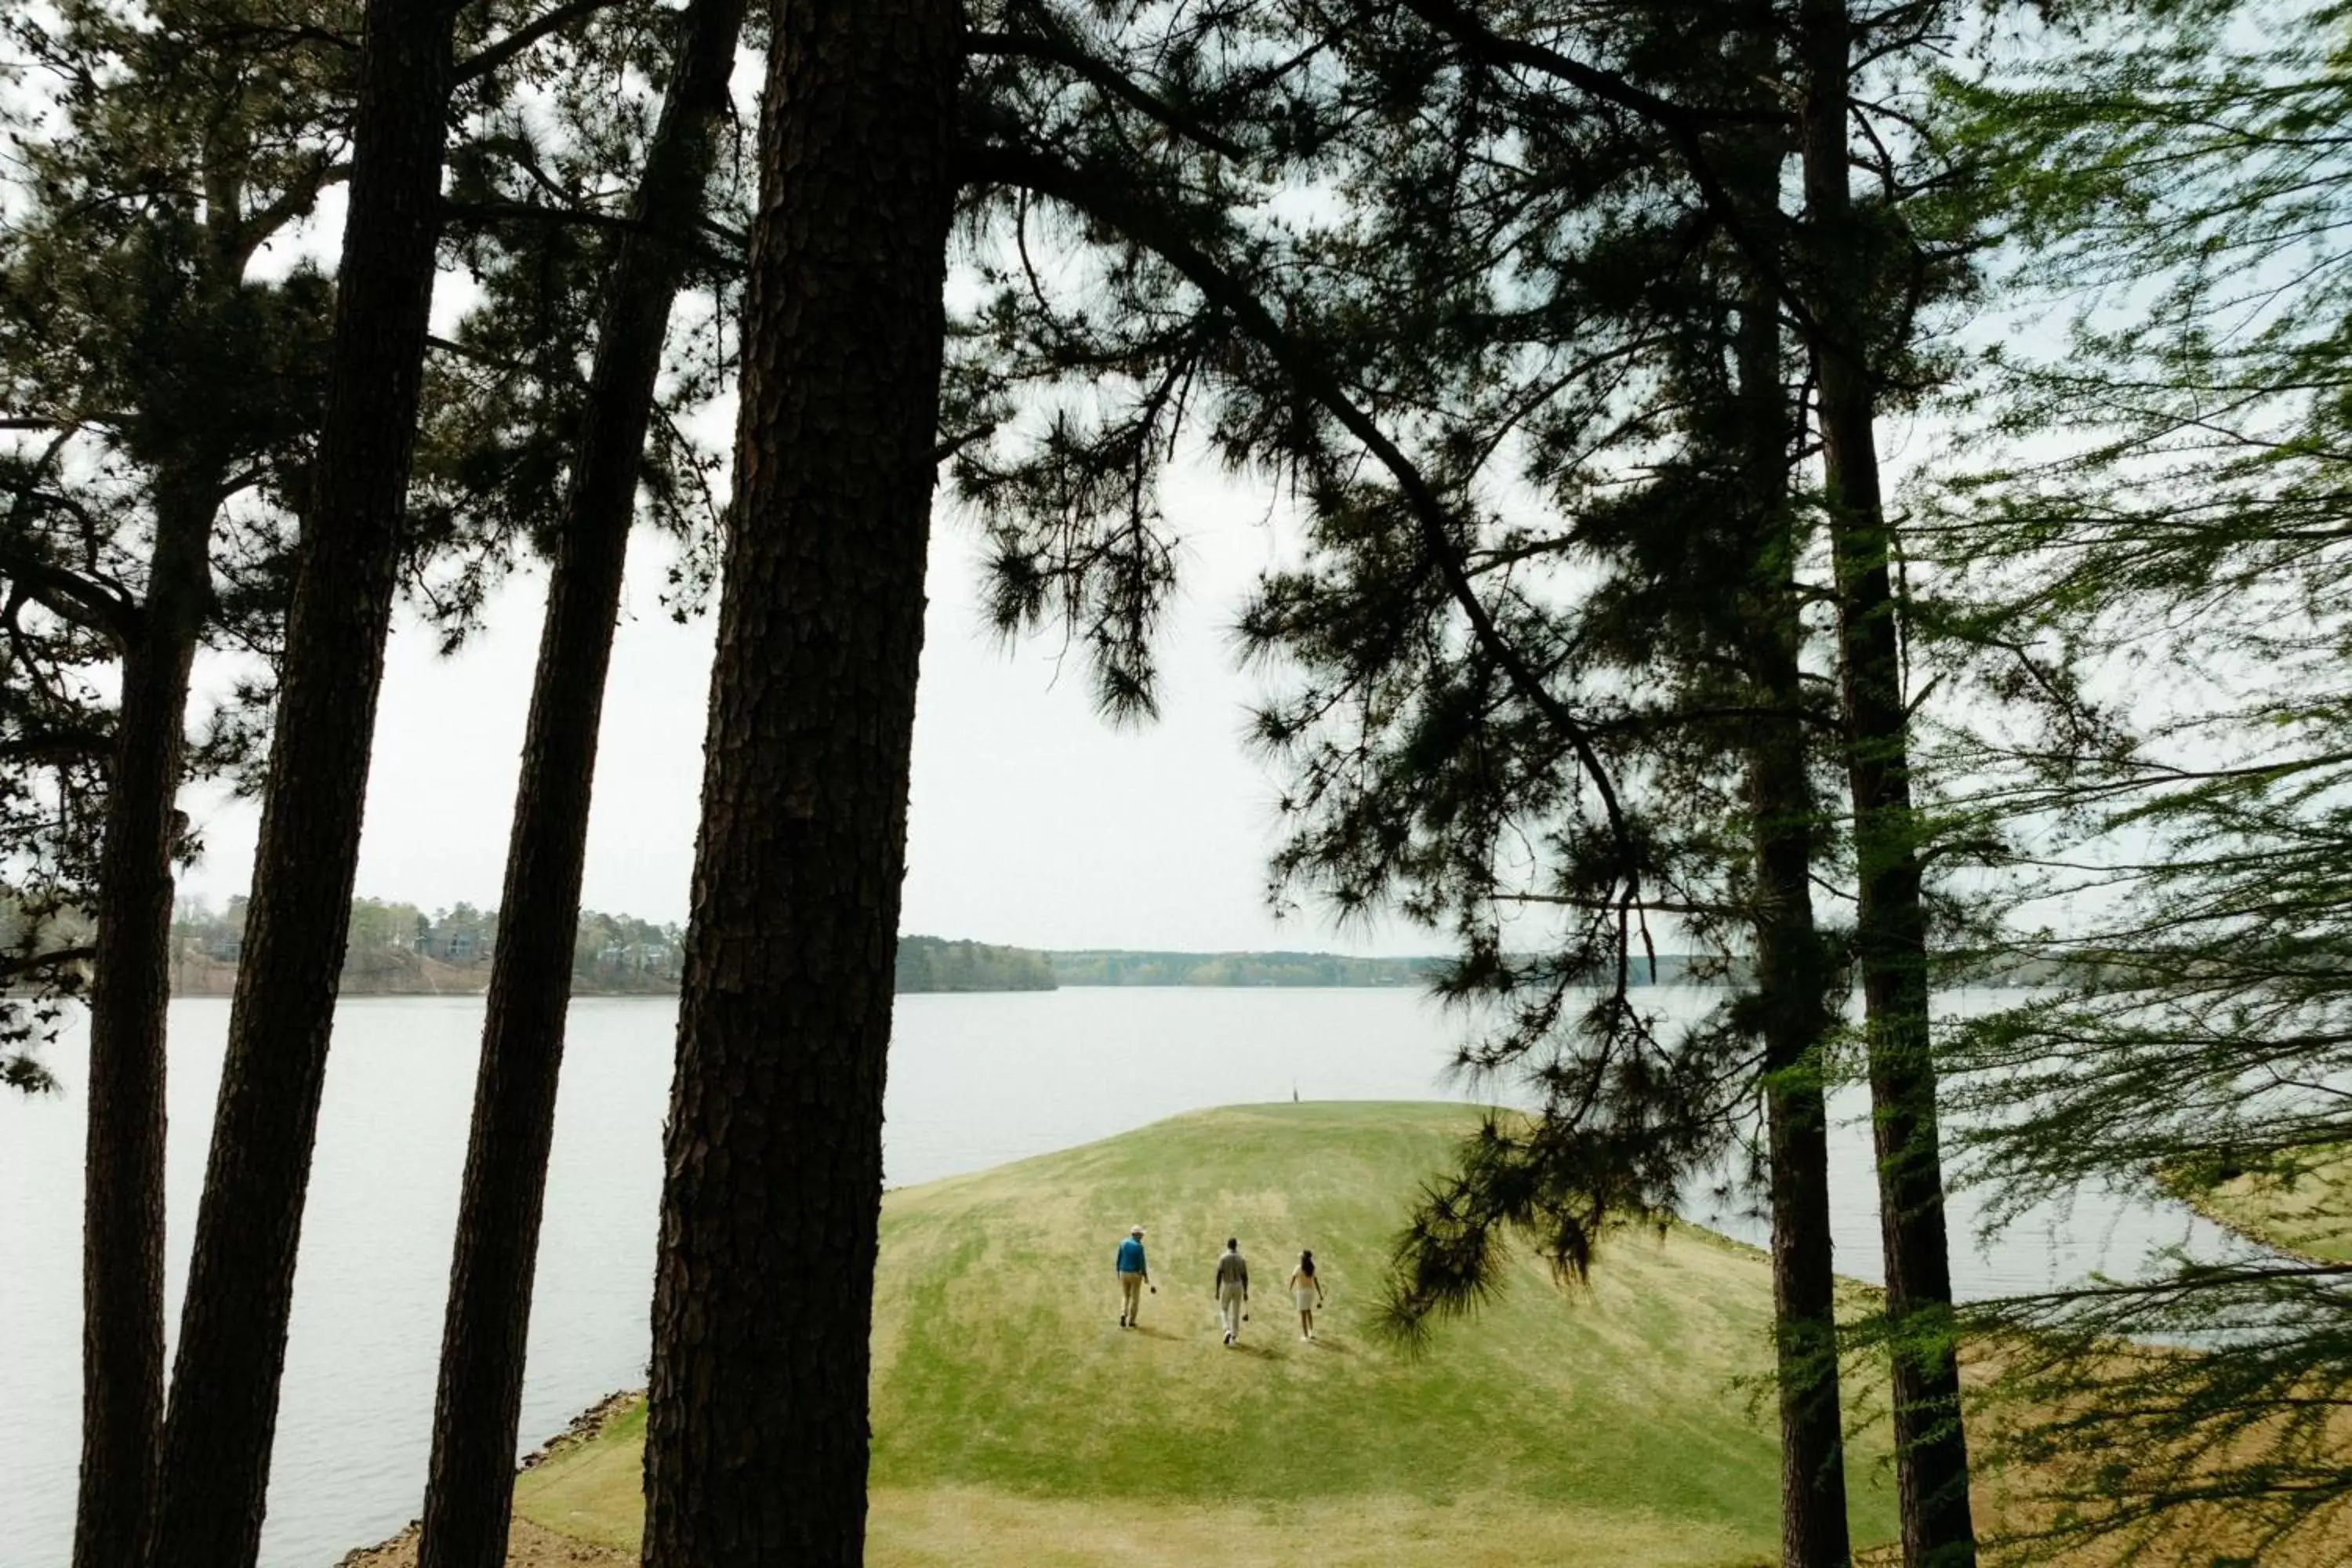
[1120,1271,1145,1323]
[1218,1283,1247,1341]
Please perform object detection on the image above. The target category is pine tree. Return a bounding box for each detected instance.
[960,8,1870,1558]
[1789,0,1976,1551]
[1376,9,1980,1555]
[962,6,1997,1560]
[7,2,713,1554]
[0,7,349,1555]
[634,0,961,1557]
[1252,18,1877,1559]
[1915,1,2352,1555]
[632,3,1330,1553]
[414,0,749,1561]
[140,0,466,1557]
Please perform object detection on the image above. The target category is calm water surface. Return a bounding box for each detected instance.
[0,987,2249,1566]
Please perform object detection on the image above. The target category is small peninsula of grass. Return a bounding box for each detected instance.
[503,1102,1900,1566]
[2183,1148,2352,1261]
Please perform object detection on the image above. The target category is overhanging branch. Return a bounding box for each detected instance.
[967,27,1251,162]
[454,0,625,85]
[964,136,1643,909]
[1396,0,1820,340]
[440,198,742,269]
[0,546,140,646]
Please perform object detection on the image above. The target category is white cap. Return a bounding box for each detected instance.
[1131,1225,1145,1235]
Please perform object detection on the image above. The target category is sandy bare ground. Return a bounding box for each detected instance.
[336,1517,626,1568]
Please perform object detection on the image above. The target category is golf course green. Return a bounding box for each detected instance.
[511,1102,1904,1566]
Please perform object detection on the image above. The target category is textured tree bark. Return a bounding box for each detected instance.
[415,3,749,1563]
[140,0,456,1561]
[1755,685,1853,1568]
[1797,1,1975,1560]
[1729,151,1853,1567]
[74,478,214,1568]
[637,0,961,1562]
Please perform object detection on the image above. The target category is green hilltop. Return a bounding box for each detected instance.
[506,1103,1901,1566]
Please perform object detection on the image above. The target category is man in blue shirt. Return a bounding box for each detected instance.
[1116,1225,1153,1328]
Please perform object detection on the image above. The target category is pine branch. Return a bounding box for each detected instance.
[0,543,140,645]
[0,944,96,983]
[438,198,741,268]
[967,134,1646,924]
[1396,0,1824,345]
[453,0,624,85]
[967,27,1250,162]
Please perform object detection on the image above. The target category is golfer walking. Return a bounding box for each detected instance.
[1116,1225,1153,1328]
[1290,1249,1325,1341]
[1214,1237,1250,1346]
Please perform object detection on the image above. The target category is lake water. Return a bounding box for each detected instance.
[0,988,2251,1566]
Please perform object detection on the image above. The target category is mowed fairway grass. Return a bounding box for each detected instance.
[515,1102,1902,1566]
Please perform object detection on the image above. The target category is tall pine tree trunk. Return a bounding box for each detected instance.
[1730,148,1853,1567]
[1796,1,1974,1559]
[415,2,747,1562]
[637,0,960,1561]
[141,0,456,1559]
[74,479,213,1568]
[1754,643,1853,1568]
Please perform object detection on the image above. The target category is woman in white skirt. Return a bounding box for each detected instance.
[1290,1249,1325,1341]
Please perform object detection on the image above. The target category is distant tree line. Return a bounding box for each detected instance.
[165,900,1062,995]
[1046,950,1443,988]
[893,935,1055,993]
[1041,952,2073,990]
[162,907,1512,995]
[52,902,2082,1000]
[167,896,684,994]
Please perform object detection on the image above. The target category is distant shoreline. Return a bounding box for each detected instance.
[151,897,2068,1004]
[164,938,1475,998]
[166,950,684,1000]
[154,946,2060,1000]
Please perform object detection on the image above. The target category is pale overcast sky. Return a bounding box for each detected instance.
[165,397,1965,959]
[170,454,1428,955]
[147,141,1438,956]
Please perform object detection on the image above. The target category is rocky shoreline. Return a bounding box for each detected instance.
[333,1391,641,1568]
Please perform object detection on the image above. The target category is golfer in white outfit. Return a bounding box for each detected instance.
[1214,1238,1250,1345]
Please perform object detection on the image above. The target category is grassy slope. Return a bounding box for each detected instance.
[517,1102,1901,1566]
